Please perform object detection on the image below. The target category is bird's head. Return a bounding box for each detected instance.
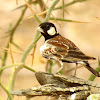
[37,22,58,40]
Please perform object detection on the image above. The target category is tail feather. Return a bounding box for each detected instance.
[84,61,100,77]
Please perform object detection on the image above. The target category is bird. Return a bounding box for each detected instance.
[36,22,100,77]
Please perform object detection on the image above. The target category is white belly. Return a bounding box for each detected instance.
[40,42,58,60]
[40,43,50,54]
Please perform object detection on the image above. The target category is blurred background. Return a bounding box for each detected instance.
[0,0,100,99]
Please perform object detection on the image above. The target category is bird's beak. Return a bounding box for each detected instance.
[36,26,44,33]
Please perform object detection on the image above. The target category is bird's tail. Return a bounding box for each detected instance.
[84,61,100,77]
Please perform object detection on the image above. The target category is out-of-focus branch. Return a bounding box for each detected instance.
[50,17,89,23]
[24,0,41,23]
[14,1,37,10]
[54,0,87,10]
[1,6,28,67]
[37,0,46,11]
[0,82,13,100]
[0,63,22,72]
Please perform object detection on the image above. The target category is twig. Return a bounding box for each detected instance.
[0,63,23,72]
[24,65,36,72]
[50,17,89,23]
[27,9,48,19]
[31,45,36,67]
[54,0,87,10]
[37,0,46,11]
[9,42,14,64]
[0,82,13,100]
[12,41,23,51]
[37,10,48,16]
[1,5,28,67]
[62,0,64,19]
[44,0,60,22]
[24,0,41,23]
[0,63,35,75]
[13,1,37,10]
[28,15,89,23]
[0,47,32,55]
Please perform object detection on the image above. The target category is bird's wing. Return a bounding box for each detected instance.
[48,46,96,62]
[46,35,96,62]
[65,48,96,61]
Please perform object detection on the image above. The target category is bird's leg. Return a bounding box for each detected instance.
[73,63,78,77]
[56,61,63,74]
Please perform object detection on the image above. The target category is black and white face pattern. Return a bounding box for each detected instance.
[37,22,58,40]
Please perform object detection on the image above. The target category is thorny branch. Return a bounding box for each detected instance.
[1,5,28,67]
[11,72,100,100]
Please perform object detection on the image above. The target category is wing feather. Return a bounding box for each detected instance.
[44,35,96,62]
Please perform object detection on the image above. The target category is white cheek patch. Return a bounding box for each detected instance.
[47,27,56,35]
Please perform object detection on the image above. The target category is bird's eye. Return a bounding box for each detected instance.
[46,25,50,29]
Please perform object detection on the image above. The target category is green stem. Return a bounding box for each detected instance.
[50,17,88,23]
[34,14,41,24]
[50,17,77,22]
[54,0,87,10]
[24,65,36,72]
[10,7,28,42]
[0,82,13,100]
[1,45,8,66]
[12,41,23,51]
[0,63,22,72]
[62,0,64,18]
[44,0,60,22]
[7,71,16,91]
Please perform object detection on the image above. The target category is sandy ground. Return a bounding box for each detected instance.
[0,0,100,100]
